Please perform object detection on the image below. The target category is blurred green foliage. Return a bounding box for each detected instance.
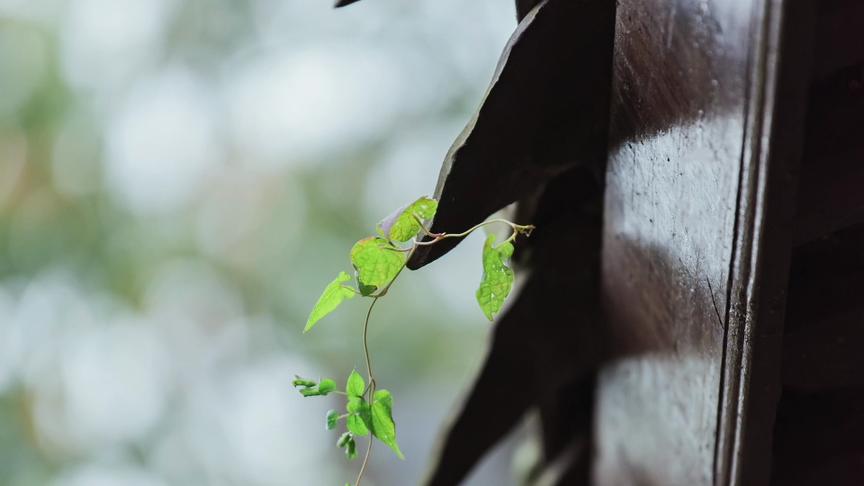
[0,1,517,485]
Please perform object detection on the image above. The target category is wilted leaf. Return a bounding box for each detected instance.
[304,272,356,332]
[476,234,515,321]
[350,237,406,296]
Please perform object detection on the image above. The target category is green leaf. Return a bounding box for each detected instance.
[295,377,337,397]
[345,436,357,460]
[337,432,352,448]
[292,377,316,388]
[346,396,363,413]
[346,410,370,436]
[350,237,406,296]
[370,389,404,459]
[377,197,438,242]
[337,432,358,460]
[346,389,372,437]
[318,378,337,396]
[304,272,356,332]
[476,234,515,321]
[346,370,365,397]
[326,410,340,431]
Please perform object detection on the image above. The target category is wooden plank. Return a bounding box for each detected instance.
[783,226,864,391]
[771,389,864,485]
[785,225,864,332]
[783,311,864,391]
[792,64,864,244]
[594,0,812,484]
[595,0,757,483]
[813,0,864,78]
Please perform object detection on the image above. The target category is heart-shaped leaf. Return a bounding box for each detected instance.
[376,197,438,243]
[304,272,356,332]
[350,237,406,296]
[476,234,515,321]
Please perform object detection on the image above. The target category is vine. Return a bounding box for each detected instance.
[293,196,534,486]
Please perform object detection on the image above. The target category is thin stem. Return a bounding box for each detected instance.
[354,246,418,486]
[355,436,373,486]
[412,219,534,246]
[350,219,532,485]
[356,297,381,486]
[343,286,363,295]
[361,297,379,389]
[412,214,444,238]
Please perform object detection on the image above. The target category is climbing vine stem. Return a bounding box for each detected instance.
[293,196,533,486]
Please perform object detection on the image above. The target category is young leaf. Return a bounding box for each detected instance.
[476,234,515,321]
[337,432,352,448]
[295,378,338,397]
[345,435,357,460]
[326,409,340,431]
[292,377,316,388]
[346,410,370,436]
[346,389,372,436]
[346,370,365,397]
[304,271,357,332]
[370,389,404,459]
[317,378,337,396]
[350,237,406,296]
[376,197,438,242]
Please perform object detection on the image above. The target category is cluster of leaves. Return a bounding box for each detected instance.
[302,197,440,334]
[332,371,403,459]
[295,196,531,485]
[293,377,337,397]
[304,196,520,333]
[294,371,402,460]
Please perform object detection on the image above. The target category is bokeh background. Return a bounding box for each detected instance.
[0,0,527,485]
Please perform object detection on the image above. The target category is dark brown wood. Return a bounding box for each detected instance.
[784,225,864,332]
[595,0,754,482]
[424,168,607,486]
[782,311,864,392]
[813,0,864,78]
[717,2,816,484]
[415,1,615,482]
[792,63,864,245]
[771,389,864,486]
[516,0,544,21]
[407,0,615,271]
[773,221,864,483]
[594,0,812,484]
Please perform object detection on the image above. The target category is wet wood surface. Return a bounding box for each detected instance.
[594,0,812,485]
